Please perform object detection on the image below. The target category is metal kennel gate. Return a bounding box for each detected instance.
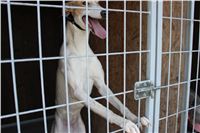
[1,1,200,133]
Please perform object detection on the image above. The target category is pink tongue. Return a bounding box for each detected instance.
[83,17,106,39]
[89,19,106,39]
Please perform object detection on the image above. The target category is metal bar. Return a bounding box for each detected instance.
[165,1,173,133]
[6,1,21,132]
[153,1,163,133]
[159,104,200,121]
[62,0,71,133]
[1,56,64,63]
[154,79,200,90]
[137,0,142,126]
[1,1,151,14]
[105,0,110,132]
[85,1,91,133]
[162,50,200,54]
[180,1,195,133]
[0,90,135,119]
[110,128,123,133]
[0,43,2,115]
[123,0,127,132]
[0,50,150,63]
[36,1,48,132]
[4,95,200,122]
[2,115,54,129]
[3,49,200,64]
[163,16,200,22]
[145,1,157,133]
[175,1,184,132]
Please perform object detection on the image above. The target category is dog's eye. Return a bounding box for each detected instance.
[82,1,90,6]
[82,1,86,5]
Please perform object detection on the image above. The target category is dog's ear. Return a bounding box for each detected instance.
[65,1,76,15]
[65,2,74,15]
[65,1,84,16]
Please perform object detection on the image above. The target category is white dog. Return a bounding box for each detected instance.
[52,1,150,133]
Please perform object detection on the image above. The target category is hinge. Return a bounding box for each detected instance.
[134,80,154,100]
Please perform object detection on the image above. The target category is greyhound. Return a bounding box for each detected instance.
[52,1,150,133]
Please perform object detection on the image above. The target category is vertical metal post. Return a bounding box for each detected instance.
[62,1,71,133]
[123,0,127,133]
[145,1,157,133]
[175,1,184,132]
[105,0,110,132]
[165,1,173,132]
[36,1,48,132]
[6,1,21,133]
[153,1,163,133]
[85,1,91,133]
[180,1,195,133]
[137,0,142,126]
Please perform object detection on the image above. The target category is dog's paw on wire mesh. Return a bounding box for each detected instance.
[140,117,150,127]
[123,120,140,133]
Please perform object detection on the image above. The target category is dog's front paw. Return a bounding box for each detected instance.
[140,117,150,127]
[124,120,140,133]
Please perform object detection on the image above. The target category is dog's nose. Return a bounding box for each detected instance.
[101,10,106,19]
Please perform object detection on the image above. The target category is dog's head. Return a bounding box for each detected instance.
[66,1,106,39]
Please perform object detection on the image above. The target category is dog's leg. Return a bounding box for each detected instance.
[71,114,86,133]
[53,113,86,133]
[94,78,150,127]
[53,114,69,133]
[73,88,140,133]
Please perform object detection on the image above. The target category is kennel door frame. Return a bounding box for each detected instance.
[147,1,196,133]
[145,1,160,133]
[152,1,163,133]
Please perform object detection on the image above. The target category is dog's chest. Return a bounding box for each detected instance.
[67,56,99,77]
[59,53,101,77]
[59,44,103,92]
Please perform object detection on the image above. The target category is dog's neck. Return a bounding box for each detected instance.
[66,22,91,55]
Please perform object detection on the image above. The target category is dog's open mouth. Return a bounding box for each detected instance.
[82,16,106,39]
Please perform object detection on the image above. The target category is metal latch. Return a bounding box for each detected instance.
[134,80,154,100]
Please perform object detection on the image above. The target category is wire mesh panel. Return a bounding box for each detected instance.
[156,1,200,133]
[1,1,199,133]
[1,1,151,133]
